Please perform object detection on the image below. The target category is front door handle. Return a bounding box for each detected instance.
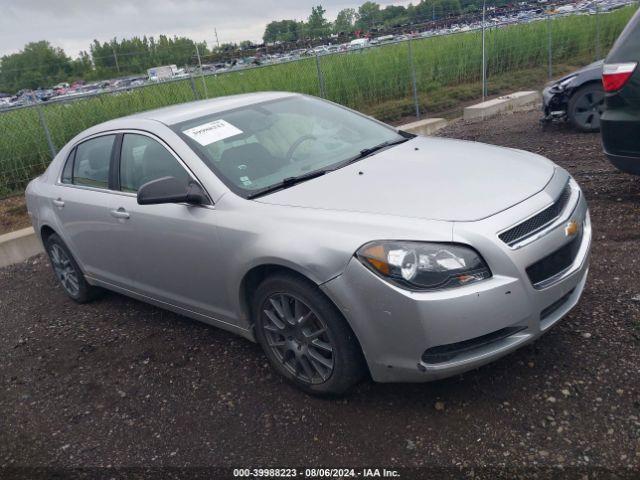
[53,198,65,208]
[110,208,130,219]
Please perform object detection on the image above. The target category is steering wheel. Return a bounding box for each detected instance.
[285,135,317,163]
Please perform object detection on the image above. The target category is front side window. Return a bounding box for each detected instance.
[119,134,191,192]
[72,135,116,189]
[172,95,404,197]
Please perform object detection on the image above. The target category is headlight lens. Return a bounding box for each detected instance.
[552,75,577,92]
[356,241,491,291]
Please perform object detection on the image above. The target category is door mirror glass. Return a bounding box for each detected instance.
[137,176,207,206]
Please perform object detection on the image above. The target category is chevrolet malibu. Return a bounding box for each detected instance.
[26,92,591,395]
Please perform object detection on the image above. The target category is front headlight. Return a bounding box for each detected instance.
[551,75,577,92]
[356,241,491,291]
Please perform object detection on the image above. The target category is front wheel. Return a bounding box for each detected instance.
[568,83,604,133]
[253,273,366,396]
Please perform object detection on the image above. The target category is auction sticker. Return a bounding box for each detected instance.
[183,119,243,146]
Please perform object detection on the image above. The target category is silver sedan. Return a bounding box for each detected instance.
[26,92,591,395]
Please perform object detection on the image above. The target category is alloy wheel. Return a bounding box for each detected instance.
[261,293,335,384]
[48,244,80,297]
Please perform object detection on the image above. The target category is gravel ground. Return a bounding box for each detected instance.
[1,110,639,478]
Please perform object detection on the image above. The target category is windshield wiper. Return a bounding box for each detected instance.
[337,136,412,169]
[247,135,413,200]
[247,169,328,199]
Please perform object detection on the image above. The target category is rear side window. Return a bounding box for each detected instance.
[606,9,640,62]
[73,135,116,189]
[61,149,75,184]
[119,134,190,192]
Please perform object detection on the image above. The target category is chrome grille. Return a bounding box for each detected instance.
[499,182,572,246]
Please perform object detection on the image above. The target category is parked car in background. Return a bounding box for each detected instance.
[26,92,591,395]
[0,94,11,108]
[601,8,640,174]
[541,60,604,132]
[147,65,185,82]
[349,38,370,49]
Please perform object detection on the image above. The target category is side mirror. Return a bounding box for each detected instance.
[137,176,208,206]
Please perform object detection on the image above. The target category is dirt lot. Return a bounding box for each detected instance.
[1,110,639,478]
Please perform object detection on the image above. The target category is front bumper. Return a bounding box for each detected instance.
[322,179,591,383]
[541,85,568,119]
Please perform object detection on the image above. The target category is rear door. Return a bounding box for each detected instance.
[52,133,133,287]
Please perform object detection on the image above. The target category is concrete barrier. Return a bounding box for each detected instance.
[0,227,43,268]
[400,117,448,136]
[463,91,541,121]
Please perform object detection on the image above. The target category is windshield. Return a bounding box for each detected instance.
[172,95,404,197]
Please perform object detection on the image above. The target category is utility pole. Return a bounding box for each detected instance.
[195,43,209,98]
[214,28,220,48]
[112,45,120,74]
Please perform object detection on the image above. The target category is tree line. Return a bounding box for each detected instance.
[0,36,208,93]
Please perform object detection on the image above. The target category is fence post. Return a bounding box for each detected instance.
[189,69,200,100]
[547,13,553,80]
[481,0,487,101]
[315,53,326,98]
[36,104,57,160]
[595,4,601,60]
[195,44,209,99]
[408,36,421,120]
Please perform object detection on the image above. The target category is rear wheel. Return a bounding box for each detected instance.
[253,273,366,396]
[568,83,604,132]
[45,233,101,303]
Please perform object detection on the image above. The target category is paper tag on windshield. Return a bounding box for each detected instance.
[183,119,243,146]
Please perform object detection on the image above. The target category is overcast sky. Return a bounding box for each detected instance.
[1,0,411,58]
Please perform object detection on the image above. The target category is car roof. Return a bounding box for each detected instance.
[65,92,303,148]
[126,91,298,125]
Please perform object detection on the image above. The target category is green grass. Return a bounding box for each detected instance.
[0,5,635,196]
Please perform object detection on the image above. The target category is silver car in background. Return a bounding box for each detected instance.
[26,92,591,395]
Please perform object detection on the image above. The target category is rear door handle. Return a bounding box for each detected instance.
[53,198,65,208]
[110,208,130,219]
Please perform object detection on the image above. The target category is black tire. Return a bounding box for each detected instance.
[253,273,366,396]
[567,83,604,133]
[44,233,101,303]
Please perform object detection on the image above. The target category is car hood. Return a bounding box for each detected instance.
[551,59,603,86]
[256,137,556,222]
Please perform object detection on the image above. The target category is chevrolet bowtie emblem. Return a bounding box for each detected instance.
[564,220,579,237]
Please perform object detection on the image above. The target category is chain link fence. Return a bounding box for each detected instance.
[0,4,637,197]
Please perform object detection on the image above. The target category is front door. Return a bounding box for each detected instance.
[111,132,232,322]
